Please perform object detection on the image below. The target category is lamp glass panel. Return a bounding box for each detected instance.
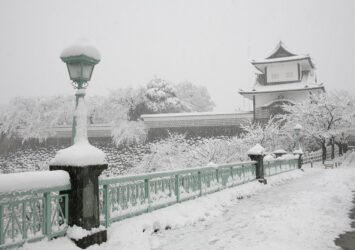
[82,64,94,81]
[68,63,81,79]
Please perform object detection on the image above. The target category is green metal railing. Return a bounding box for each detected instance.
[99,161,257,226]
[0,186,70,249]
[264,158,298,177]
[0,157,300,248]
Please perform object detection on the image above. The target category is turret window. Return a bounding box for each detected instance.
[271,73,279,80]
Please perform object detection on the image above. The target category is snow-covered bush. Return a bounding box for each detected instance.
[111,121,147,146]
[241,117,293,152]
[136,134,251,173]
[135,134,193,173]
[0,96,74,142]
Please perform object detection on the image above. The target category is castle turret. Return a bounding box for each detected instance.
[239,41,325,122]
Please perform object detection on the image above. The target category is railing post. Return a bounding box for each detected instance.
[248,144,266,183]
[0,205,4,245]
[44,192,52,239]
[175,175,180,203]
[144,179,151,210]
[49,164,108,248]
[198,171,202,196]
[22,201,27,240]
[103,185,110,228]
[216,168,219,184]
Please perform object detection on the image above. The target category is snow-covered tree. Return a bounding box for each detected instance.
[111,120,147,146]
[175,81,215,112]
[281,92,354,162]
[144,77,191,114]
[0,96,74,142]
[241,117,291,152]
[136,134,193,172]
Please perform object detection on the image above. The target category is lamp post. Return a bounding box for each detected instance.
[293,123,303,168]
[50,42,107,249]
[293,123,302,151]
[60,43,100,144]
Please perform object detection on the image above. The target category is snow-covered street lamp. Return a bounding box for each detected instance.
[293,124,302,152]
[50,41,107,248]
[293,124,303,169]
[60,41,101,144]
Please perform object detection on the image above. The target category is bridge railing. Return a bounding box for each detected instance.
[0,171,70,249]
[98,161,257,227]
[264,158,298,177]
[0,156,301,247]
[303,145,340,164]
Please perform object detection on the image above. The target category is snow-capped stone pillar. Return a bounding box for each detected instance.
[50,164,107,248]
[49,85,108,248]
[247,144,266,182]
[293,149,303,169]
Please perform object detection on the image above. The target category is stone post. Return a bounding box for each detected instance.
[293,150,303,169]
[50,164,107,248]
[297,153,303,169]
[247,144,266,183]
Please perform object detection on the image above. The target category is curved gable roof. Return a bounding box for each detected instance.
[266,41,297,59]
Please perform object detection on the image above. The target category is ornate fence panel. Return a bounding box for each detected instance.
[264,158,298,177]
[99,161,257,227]
[0,176,70,249]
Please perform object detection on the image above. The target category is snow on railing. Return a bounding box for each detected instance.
[0,171,71,249]
[98,161,258,226]
[0,157,301,247]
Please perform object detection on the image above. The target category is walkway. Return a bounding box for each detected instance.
[335,153,355,250]
[154,159,355,250]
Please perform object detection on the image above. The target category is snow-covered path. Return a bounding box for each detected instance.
[22,154,355,250]
[156,170,352,249]
[154,155,355,250]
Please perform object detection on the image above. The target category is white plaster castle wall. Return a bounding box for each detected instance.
[267,62,299,83]
[255,90,318,108]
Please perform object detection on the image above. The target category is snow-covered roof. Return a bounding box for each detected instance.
[252,55,312,65]
[141,112,253,128]
[61,39,101,61]
[141,111,251,118]
[239,82,324,97]
[265,41,297,59]
[251,42,314,70]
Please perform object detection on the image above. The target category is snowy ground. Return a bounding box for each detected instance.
[22,153,355,250]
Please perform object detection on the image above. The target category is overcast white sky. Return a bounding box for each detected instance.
[0,0,354,112]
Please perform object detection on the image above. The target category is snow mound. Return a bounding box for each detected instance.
[66,225,105,240]
[273,149,287,154]
[0,170,70,194]
[61,39,101,61]
[279,153,298,160]
[50,141,107,166]
[264,154,275,160]
[294,123,303,130]
[293,149,303,155]
[247,143,265,155]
